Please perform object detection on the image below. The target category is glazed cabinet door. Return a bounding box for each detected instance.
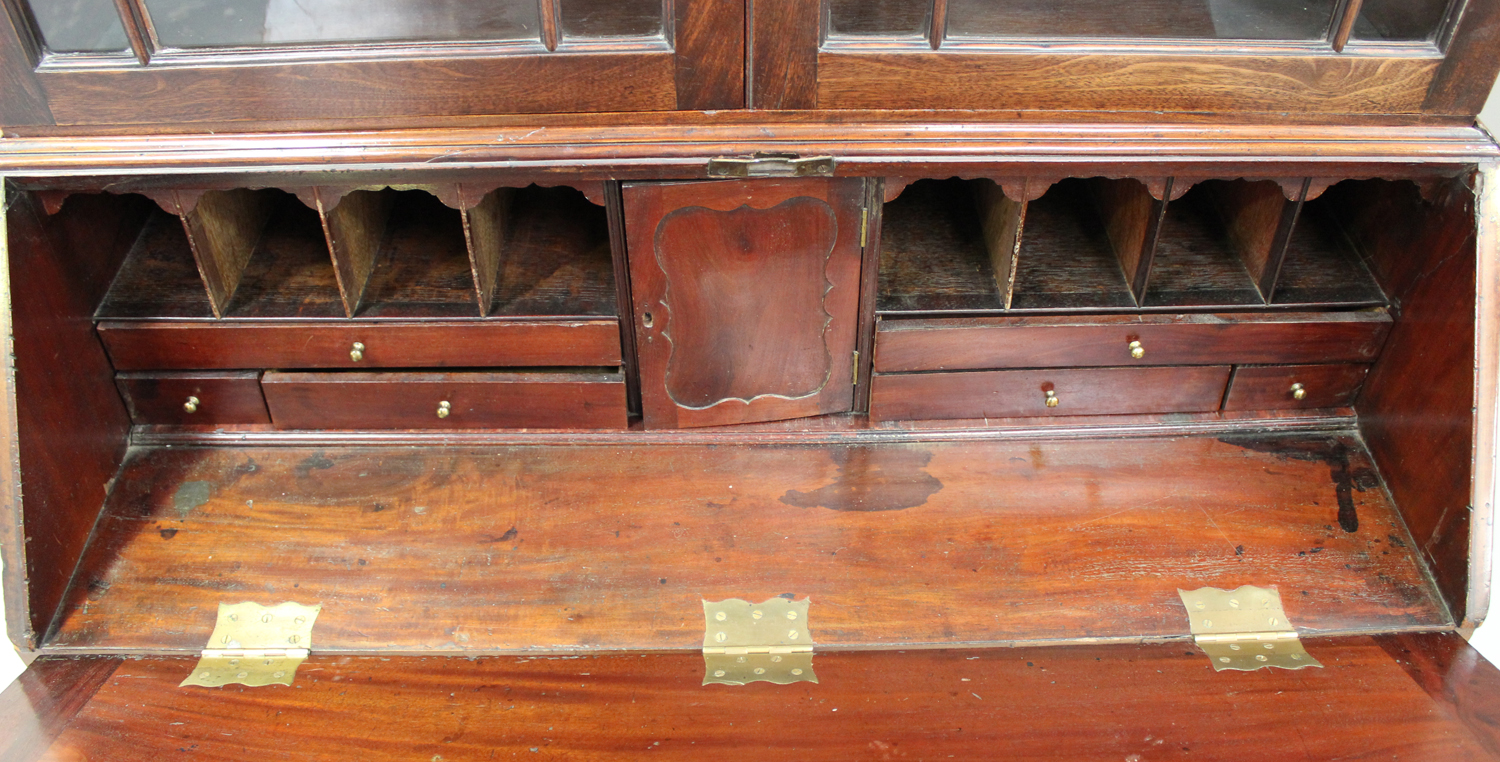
[623,178,867,429]
[0,0,743,127]
[750,0,1500,121]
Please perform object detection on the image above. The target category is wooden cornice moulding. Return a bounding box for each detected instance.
[0,122,1495,176]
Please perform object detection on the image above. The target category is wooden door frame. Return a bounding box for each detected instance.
[0,0,743,128]
[749,0,1500,120]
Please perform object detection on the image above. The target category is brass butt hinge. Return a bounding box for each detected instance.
[852,350,860,387]
[181,601,321,688]
[702,597,816,686]
[860,207,869,247]
[1178,586,1321,672]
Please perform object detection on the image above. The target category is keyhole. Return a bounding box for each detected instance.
[642,312,654,328]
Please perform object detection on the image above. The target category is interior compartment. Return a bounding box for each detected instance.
[0,172,1483,666]
[877,178,1012,313]
[1010,178,1136,311]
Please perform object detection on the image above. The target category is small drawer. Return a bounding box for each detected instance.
[262,371,628,430]
[870,366,1231,421]
[874,310,1392,373]
[1223,364,1370,411]
[97,320,622,371]
[115,371,269,425]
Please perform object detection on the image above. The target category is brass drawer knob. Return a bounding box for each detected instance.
[183,396,200,414]
[437,400,452,419]
[350,342,365,362]
[1290,382,1307,401]
[1044,389,1059,408]
[1128,340,1145,359]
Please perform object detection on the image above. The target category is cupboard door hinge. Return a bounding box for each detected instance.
[860,207,869,248]
[852,350,860,387]
[181,601,322,688]
[1178,586,1321,672]
[702,597,817,685]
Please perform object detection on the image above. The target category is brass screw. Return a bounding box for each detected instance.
[437,401,452,419]
[1128,339,1145,359]
[183,396,200,414]
[1044,389,1059,408]
[350,342,365,362]
[1290,382,1307,400]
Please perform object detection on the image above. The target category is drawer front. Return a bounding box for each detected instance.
[871,366,1231,421]
[97,320,622,371]
[874,311,1392,373]
[1223,364,1371,411]
[262,371,628,429]
[116,372,269,425]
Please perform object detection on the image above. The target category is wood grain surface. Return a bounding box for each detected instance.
[116,371,270,426]
[624,178,864,428]
[96,319,623,370]
[262,371,628,430]
[44,433,1445,653]
[874,310,1393,373]
[870,365,1231,421]
[816,52,1440,113]
[11,634,1500,761]
[1223,363,1371,412]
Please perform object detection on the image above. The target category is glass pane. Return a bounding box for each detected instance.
[27,0,131,52]
[1352,0,1450,41]
[559,0,663,38]
[829,0,930,38]
[143,0,540,48]
[948,0,1336,40]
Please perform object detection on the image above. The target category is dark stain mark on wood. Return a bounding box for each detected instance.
[158,528,178,540]
[780,446,943,512]
[499,526,519,542]
[1218,434,1378,532]
[171,481,211,518]
[295,453,336,477]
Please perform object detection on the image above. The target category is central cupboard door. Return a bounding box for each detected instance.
[624,178,867,428]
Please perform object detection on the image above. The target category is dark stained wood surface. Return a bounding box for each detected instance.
[1090,176,1164,304]
[6,191,136,647]
[1223,363,1371,412]
[1422,0,1500,116]
[870,365,1231,421]
[624,178,864,428]
[97,319,621,370]
[1148,184,1265,308]
[488,185,617,318]
[116,371,270,426]
[354,191,478,318]
[45,433,1445,652]
[14,635,1500,761]
[37,54,680,126]
[1011,178,1136,311]
[1202,178,1301,300]
[815,52,1439,114]
[1274,197,1390,307]
[877,178,1005,313]
[176,189,278,318]
[750,0,820,108]
[0,5,51,127]
[0,656,121,762]
[674,0,746,110]
[262,371,628,430]
[1351,177,1479,622]
[319,188,391,318]
[874,310,1393,373]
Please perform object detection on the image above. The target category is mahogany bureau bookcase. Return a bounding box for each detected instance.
[3,0,1500,759]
